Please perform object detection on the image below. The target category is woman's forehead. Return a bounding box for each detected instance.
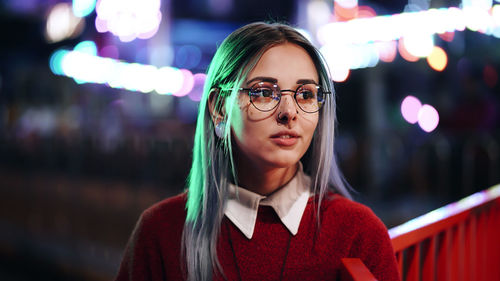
[245,43,319,86]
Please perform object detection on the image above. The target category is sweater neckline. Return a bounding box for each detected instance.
[224,163,311,239]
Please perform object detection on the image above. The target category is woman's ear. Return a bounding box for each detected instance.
[208,88,225,124]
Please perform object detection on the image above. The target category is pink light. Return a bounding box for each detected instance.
[188,73,207,102]
[377,41,397,63]
[95,17,108,32]
[99,45,119,59]
[401,95,422,124]
[418,104,439,132]
[174,69,195,97]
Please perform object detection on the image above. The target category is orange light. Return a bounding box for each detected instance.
[334,4,358,21]
[426,46,448,71]
[357,5,376,18]
[398,38,419,62]
[438,31,455,42]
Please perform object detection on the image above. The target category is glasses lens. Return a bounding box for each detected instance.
[249,82,280,111]
[296,84,323,113]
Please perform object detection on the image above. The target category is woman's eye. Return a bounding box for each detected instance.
[298,91,315,100]
[252,88,273,97]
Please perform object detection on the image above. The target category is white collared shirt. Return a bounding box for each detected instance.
[224,164,311,239]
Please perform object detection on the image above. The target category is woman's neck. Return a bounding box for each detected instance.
[235,162,299,196]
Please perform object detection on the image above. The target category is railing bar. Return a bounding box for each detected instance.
[458,221,466,281]
[406,244,420,281]
[495,205,500,280]
[477,210,486,281]
[464,215,475,281]
[396,251,404,281]
[421,236,436,281]
[450,226,459,281]
[485,206,498,281]
[436,229,451,281]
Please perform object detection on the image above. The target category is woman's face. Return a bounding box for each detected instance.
[230,43,319,171]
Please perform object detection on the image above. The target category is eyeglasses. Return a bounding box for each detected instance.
[239,81,329,113]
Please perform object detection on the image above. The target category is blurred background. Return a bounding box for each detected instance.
[0,0,499,280]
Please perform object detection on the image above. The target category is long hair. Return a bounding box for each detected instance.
[181,22,351,281]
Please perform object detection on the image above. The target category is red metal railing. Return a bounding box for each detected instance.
[342,184,500,281]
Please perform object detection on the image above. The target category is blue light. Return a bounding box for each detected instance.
[72,0,96,17]
[74,40,97,56]
[49,50,69,75]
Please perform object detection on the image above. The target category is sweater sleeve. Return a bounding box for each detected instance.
[349,206,400,281]
[114,208,166,281]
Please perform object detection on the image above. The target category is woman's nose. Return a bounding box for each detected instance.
[277,94,298,124]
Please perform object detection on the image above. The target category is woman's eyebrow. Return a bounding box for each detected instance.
[296,79,318,85]
[245,76,277,85]
[246,77,318,85]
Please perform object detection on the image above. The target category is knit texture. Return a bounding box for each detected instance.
[115,192,400,281]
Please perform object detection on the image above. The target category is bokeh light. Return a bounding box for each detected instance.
[398,38,419,62]
[376,41,397,63]
[176,69,195,97]
[188,73,207,102]
[403,34,434,58]
[49,41,208,98]
[95,0,162,42]
[49,50,69,75]
[401,95,422,124]
[72,0,96,17]
[74,40,98,56]
[175,45,202,69]
[483,65,499,88]
[357,6,376,18]
[99,45,119,59]
[156,67,184,95]
[426,46,448,71]
[438,31,455,42]
[45,3,85,43]
[418,104,439,132]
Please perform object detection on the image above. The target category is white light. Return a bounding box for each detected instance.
[316,5,499,47]
[463,6,492,31]
[49,43,205,98]
[155,67,184,95]
[135,64,158,93]
[402,33,434,57]
[46,3,85,43]
[96,0,162,42]
[462,0,493,10]
[307,1,332,31]
[335,0,358,9]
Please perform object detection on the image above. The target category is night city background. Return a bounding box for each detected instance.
[1,0,499,280]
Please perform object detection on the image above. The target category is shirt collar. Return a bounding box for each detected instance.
[224,163,311,239]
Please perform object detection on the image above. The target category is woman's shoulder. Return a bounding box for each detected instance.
[140,192,188,226]
[317,192,387,232]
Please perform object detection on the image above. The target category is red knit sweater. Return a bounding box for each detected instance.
[115,192,400,281]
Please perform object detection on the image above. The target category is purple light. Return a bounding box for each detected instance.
[95,17,108,32]
[418,104,439,132]
[401,95,422,124]
[99,45,119,59]
[188,73,207,102]
[174,69,195,97]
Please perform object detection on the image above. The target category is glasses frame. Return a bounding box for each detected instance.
[239,82,331,113]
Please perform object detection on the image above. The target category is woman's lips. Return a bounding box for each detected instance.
[270,134,299,146]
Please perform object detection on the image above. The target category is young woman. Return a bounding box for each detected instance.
[115,22,399,281]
